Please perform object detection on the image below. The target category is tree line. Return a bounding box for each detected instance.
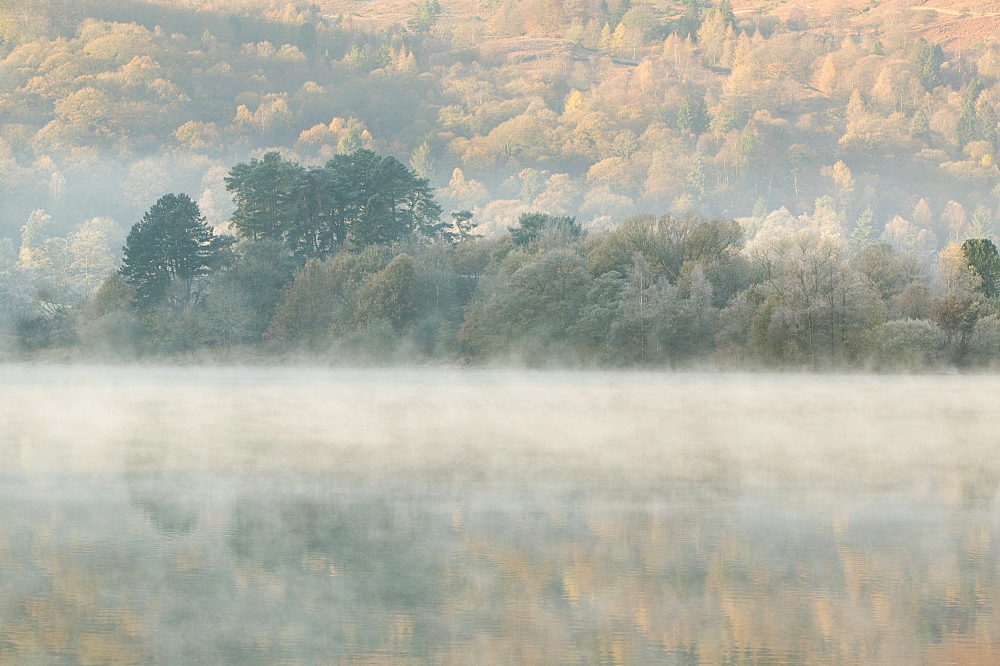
[8,149,1000,370]
[5,0,1000,265]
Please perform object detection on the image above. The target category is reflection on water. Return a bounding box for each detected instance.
[2,366,1000,663]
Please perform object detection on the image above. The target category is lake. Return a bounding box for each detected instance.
[1,366,998,663]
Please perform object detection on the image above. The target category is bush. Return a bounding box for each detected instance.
[77,310,142,358]
[865,318,947,370]
[967,314,1000,365]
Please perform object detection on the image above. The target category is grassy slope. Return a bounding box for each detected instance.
[311,0,1000,50]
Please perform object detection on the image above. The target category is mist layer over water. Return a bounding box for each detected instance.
[2,367,999,663]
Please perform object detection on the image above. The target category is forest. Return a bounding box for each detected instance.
[5,0,1000,368]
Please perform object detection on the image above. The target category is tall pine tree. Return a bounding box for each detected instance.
[121,194,221,307]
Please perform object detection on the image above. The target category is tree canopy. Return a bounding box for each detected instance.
[962,238,1000,298]
[120,193,223,307]
[508,212,581,246]
[226,150,442,258]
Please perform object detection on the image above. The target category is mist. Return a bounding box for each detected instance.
[4,365,996,485]
[6,0,1000,661]
[5,0,1000,368]
[4,366,1000,662]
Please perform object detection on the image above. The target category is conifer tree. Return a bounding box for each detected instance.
[850,207,876,253]
[676,93,709,134]
[120,194,220,307]
[912,38,944,90]
[962,238,1000,298]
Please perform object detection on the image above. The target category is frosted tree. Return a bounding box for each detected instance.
[69,217,119,297]
[18,209,54,270]
[410,142,434,181]
[849,207,875,253]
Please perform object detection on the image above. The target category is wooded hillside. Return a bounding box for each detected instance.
[6,0,1000,367]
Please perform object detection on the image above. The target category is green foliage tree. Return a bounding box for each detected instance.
[910,107,931,141]
[225,152,308,243]
[408,0,442,33]
[607,255,719,365]
[266,247,391,345]
[201,240,299,344]
[961,238,1000,298]
[957,79,984,147]
[120,193,222,308]
[354,253,420,331]
[226,150,443,258]
[676,93,709,135]
[850,243,907,302]
[686,151,707,202]
[967,314,1000,364]
[459,250,591,358]
[866,319,947,369]
[508,212,581,247]
[264,258,337,345]
[676,0,704,41]
[911,38,944,90]
[445,210,478,244]
[587,214,742,283]
[716,0,736,31]
[976,100,998,149]
[76,271,141,356]
[568,270,625,358]
[329,149,443,248]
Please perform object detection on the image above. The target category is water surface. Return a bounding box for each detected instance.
[1,367,998,663]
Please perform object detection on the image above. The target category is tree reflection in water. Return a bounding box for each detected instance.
[2,368,999,663]
[0,474,998,664]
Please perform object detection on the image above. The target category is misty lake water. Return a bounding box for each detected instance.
[2,366,1000,664]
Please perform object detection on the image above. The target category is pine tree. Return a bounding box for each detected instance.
[226,150,442,257]
[850,206,876,252]
[686,151,707,202]
[676,93,709,134]
[508,212,580,246]
[450,210,477,242]
[716,0,736,31]
[677,0,704,41]
[957,79,983,147]
[407,0,441,33]
[911,107,931,141]
[912,38,944,90]
[121,194,220,307]
[962,238,1000,298]
[410,141,434,180]
[977,100,998,149]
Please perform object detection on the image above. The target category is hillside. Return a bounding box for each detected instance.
[0,0,1000,360]
[1,0,999,229]
[318,0,1000,49]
